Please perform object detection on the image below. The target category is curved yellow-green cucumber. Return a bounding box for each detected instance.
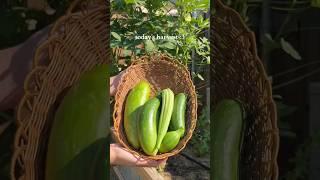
[212,99,245,180]
[45,65,109,180]
[169,93,187,136]
[138,97,160,156]
[124,81,151,149]
[154,88,175,154]
[159,130,181,153]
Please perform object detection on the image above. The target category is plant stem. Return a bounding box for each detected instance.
[271,61,320,78]
[273,67,320,90]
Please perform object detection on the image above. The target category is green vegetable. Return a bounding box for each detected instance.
[159,130,181,153]
[124,81,151,149]
[45,65,109,180]
[154,88,175,154]
[212,99,245,180]
[138,97,160,156]
[169,93,187,136]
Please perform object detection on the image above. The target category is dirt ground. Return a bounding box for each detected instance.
[163,146,210,180]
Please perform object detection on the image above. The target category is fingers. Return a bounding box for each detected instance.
[135,158,167,167]
[110,143,169,167]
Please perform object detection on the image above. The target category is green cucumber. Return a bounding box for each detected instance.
[159,130,181,153]
[169,93,187,136]
[138,97,160,156]
[154,88,175,154]
[212,99,245,180]
[124,81,151,149]
[45,65,109,180]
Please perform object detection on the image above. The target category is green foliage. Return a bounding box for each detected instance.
[111,0,210,67]
[190,106,210,157]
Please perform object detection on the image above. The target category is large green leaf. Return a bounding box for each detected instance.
[124,0,136,4]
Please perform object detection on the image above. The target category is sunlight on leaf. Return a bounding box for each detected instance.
[111,32,121,41]
[144,39,156,53]
[184,13,192,22]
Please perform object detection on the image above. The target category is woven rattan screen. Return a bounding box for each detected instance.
[211,0,279,179]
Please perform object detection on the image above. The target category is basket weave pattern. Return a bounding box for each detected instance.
[211,0,279,179]
[113,54,197,160]
[11,1,110,179]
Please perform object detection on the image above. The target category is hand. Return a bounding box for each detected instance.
[110,71,125,96]
[110,143,167,167]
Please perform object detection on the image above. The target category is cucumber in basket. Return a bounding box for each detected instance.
[212,99,246,180]
[45,65,109,180]
[124,81,151,149]
[159,92,187,153]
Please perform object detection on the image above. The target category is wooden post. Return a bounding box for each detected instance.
[112,166,166,180]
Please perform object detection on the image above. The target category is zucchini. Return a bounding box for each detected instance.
[212,99,245,180]
[153,88,175,154]
[45,65,109,180]
[124,81,151,149]
[138,97,160,156]
[169,93,187,136]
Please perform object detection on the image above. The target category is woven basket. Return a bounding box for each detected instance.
[212,0,279,179]
[11,0,110,179]
[113,54,197,160]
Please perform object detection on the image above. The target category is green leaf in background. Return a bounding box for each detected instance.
[144,39,156,53]
[261,33,279,53]
[206,56,210,64]
[158,41,176,50]
[184,13,192,22]
[280,38,302,60]
[111,32,121,41]
[192,72,205,81]
[312,0,320,8]
[197,73,205,81]
[124,0,136,4]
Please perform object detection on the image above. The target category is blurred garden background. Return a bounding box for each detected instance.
[0,1,74,179]
[110,0,210,179]
[222,0,320,179]
[2,0,320,179]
